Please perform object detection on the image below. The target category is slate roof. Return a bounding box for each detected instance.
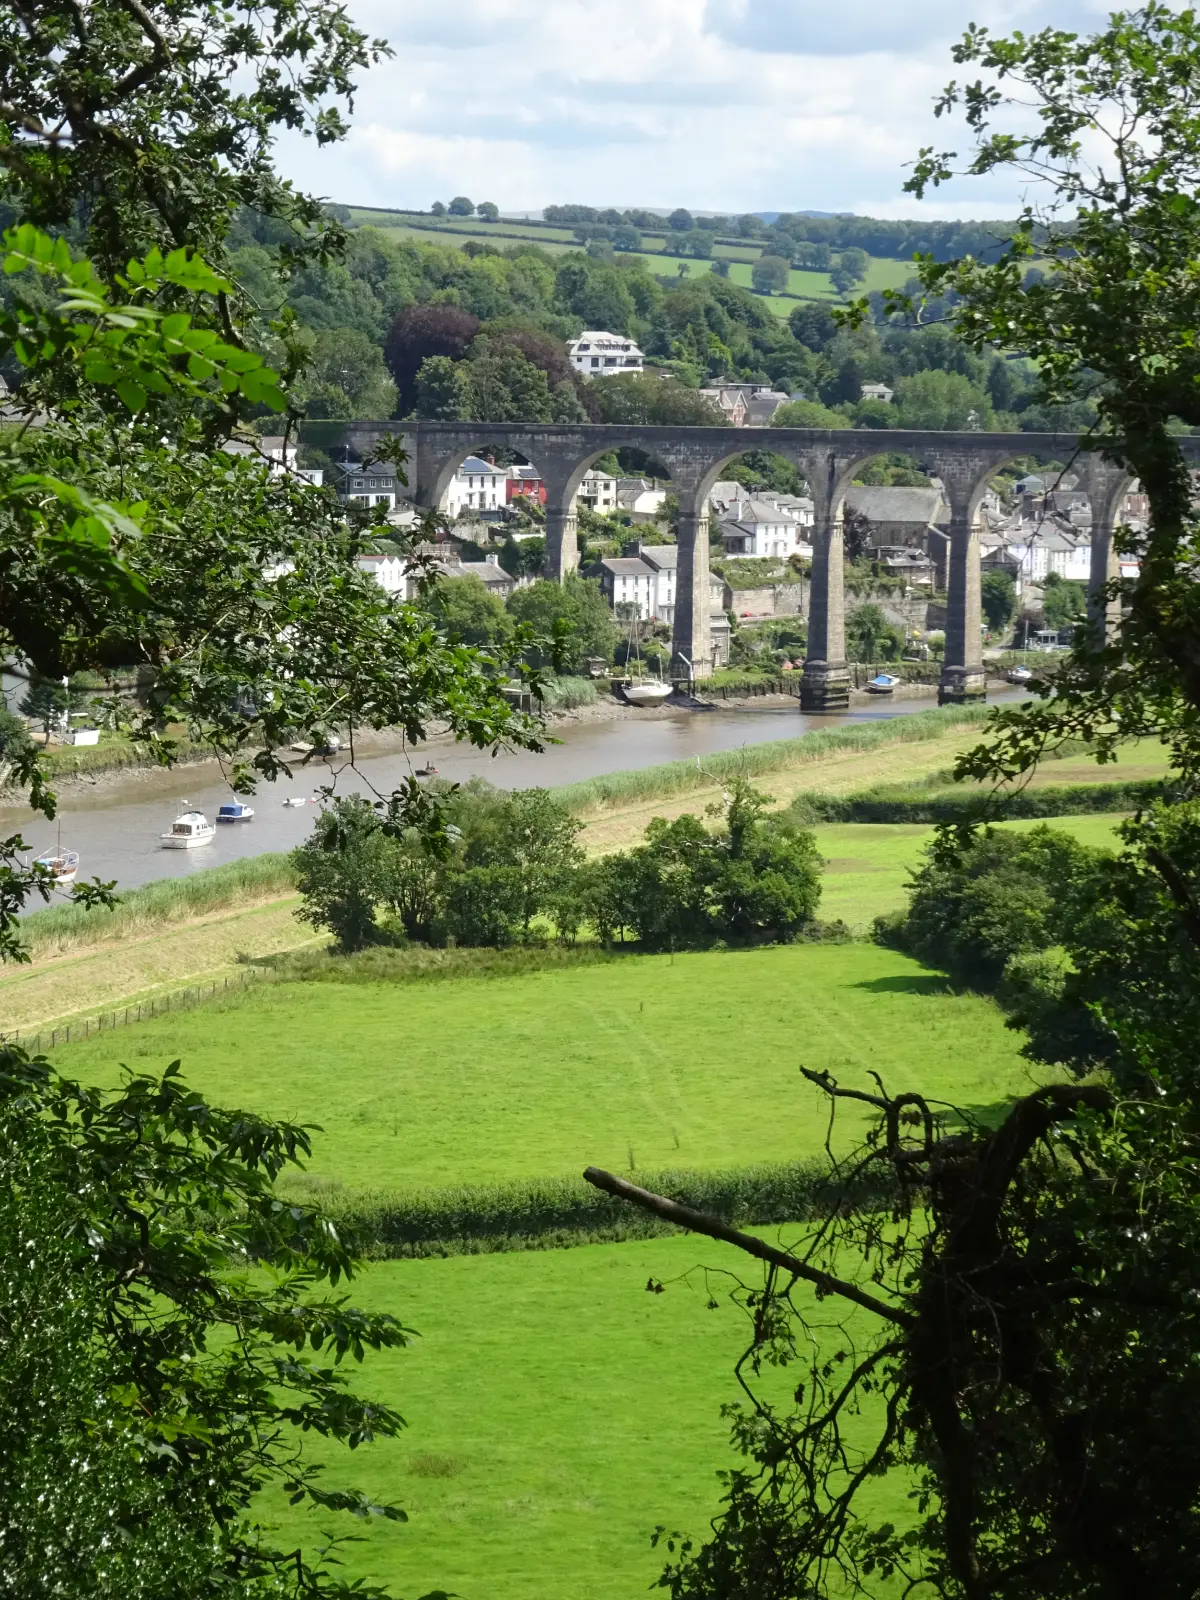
[597,557,656,578]
[638,545,678,570]
[843,486,947,526]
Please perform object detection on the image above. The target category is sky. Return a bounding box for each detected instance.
[274,0,1119,220]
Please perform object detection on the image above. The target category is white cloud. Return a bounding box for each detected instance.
[273,0,1120,218]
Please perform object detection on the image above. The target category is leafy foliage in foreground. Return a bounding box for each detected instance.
[0,1049,446,1600]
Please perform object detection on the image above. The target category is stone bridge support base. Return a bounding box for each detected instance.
[800,661,851,713]
[938,666,988,704]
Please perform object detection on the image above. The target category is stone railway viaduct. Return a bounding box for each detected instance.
[340,420,1190,710]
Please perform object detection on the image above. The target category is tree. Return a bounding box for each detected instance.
[18,678,86,737]
[0,0,387,278]
[426,574,511,648]
[448,196,474,216]
[751,255,790,295]
[385,304,481,412]
[593,374,726,427]
[431,200,447,216]
[669,208,694,232]
[845,603,901,662]
[1040,572,1087,629]
[293,795,402,951]
[981,568,1017,632]
[506,576,616,672]
[894,367,995,430]
[465,344,555,423]
[0,1047,415,1600]
[684,230,713,259]
[414,354,470,420]
[881,823,1100,988]
[302,326,398,418]
[460,787,584,936]
[613,224,642,252]
[477,201,500,220]
[770,397,851,429]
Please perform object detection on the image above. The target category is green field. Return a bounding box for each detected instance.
[348,209,915,311]
[48,792,1127,1598]
[258,1233,893,1600]
[59,941,1039,1195]
[819,812,1124,926]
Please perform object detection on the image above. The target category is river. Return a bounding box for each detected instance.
[4,693,1018,894]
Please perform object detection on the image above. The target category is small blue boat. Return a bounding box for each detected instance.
[216,802,255,823]
[866,673,901,695]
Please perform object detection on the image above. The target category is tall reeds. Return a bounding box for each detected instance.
[555,702,993,813]
[20,853,297,957]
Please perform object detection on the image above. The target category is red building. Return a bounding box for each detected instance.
[506,463,546,507]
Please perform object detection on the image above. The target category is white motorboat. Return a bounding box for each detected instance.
[621,680,674,706]
[1007,665,1035,685]
[865,673,901,696]
[161,809,216,849]
[216,801,255,823]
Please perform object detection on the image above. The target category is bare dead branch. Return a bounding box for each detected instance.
[582,1166,913,1327]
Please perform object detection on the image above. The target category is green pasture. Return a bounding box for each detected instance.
[260,1233,902,1600]
[817,812,1125,927]
[58,941,1037,1195]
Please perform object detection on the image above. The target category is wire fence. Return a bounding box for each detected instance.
[7,964,278,1056]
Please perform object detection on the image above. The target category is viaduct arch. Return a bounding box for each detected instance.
[340,420,1183,711]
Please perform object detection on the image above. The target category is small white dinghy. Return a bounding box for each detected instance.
[282,796,309,808]
[161,809,216,849]
[865,673,902,696]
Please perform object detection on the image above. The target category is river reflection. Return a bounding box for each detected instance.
[6,693,1019,894]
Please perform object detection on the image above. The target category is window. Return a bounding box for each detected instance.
[604,357,616,366]
[591,358,600,368]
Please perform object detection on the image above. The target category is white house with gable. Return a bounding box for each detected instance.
[443,456,507,517]
[717,495,812,560]
[567,332,644,376]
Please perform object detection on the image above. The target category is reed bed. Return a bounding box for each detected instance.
[555,702,993,814]
[540,676,599,710]
[20,852,297,957]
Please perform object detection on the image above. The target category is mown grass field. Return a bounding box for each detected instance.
[56,942,1040,1193]
[257,1233,897,1600]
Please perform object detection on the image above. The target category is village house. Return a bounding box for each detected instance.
[575,468,619,512]
[716,495,812,560]
[615,478,668,519]
[566,332,644,376]
[698,383,791,427]
[444,455,508,517]
[331,457,401,509]
[859,382,894,404]
[506,463,546,507]
[841,484,949,548]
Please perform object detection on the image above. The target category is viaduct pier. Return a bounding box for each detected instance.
[340,420,1167,711]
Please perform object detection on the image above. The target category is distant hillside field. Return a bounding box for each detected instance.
[343,206,919,310]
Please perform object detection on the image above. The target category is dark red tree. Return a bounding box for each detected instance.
[384,304,481,412]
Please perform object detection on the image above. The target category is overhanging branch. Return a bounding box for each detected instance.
[582,1166,913,1327]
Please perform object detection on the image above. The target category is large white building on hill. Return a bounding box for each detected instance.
[567,332,644,376]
